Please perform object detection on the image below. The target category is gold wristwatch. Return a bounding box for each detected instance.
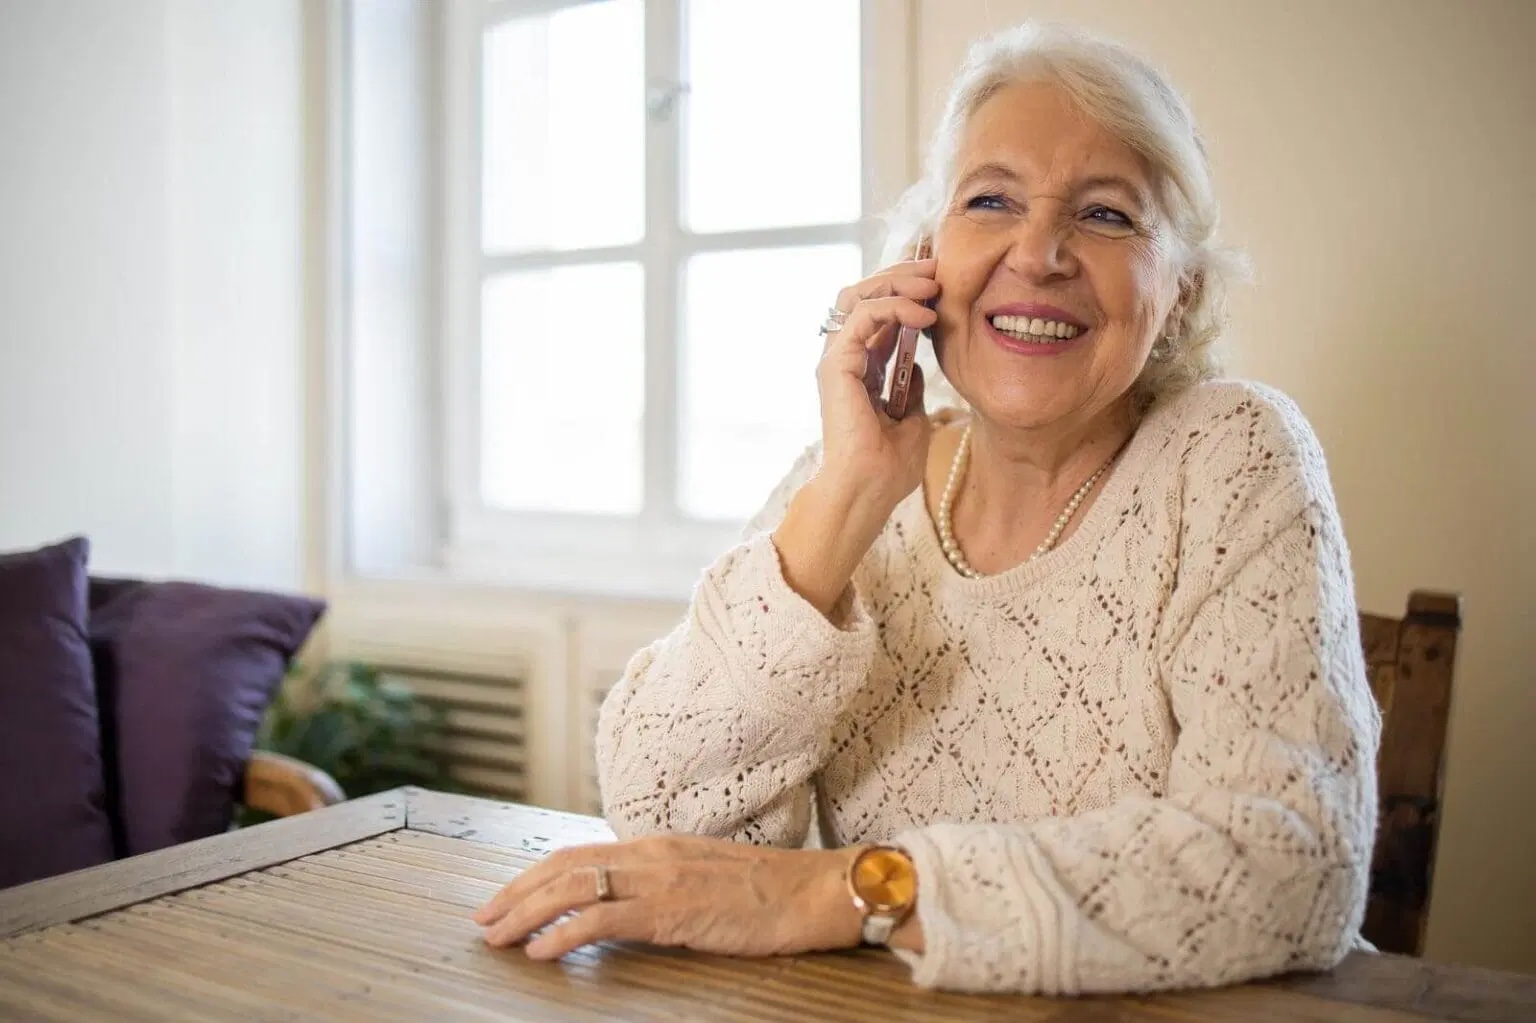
[846,844,918,946]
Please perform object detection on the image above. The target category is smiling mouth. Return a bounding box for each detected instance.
[986,314,1084,344]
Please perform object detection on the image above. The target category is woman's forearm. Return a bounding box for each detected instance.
[772,476,893,619]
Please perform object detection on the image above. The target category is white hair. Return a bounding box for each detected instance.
[882,21,1248,406]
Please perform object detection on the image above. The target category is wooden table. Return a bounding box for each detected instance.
[2,789,1531,1022]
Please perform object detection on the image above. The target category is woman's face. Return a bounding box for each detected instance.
[932,80,1182,433]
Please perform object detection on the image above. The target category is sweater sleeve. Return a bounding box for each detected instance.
[890,500,1381,993]
[595,444,880,846]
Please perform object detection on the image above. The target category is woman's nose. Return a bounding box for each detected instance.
[1002,212,1078,283]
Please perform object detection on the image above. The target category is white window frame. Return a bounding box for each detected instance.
[437,0,913,600]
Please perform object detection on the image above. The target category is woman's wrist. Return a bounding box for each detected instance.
[820,847,868,949]
[819,845,926,954]
[812,457,912,521]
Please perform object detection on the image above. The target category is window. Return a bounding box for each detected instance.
[419,0,906,597]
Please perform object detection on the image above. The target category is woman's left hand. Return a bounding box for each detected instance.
[475,834,864,960]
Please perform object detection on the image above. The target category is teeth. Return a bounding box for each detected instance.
[989,314,1082,341]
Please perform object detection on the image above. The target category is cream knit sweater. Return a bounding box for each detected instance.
[595,380,1381,994]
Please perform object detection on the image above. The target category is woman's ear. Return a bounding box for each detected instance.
[1166,269,1203,339]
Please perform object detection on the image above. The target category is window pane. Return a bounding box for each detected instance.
[679,244,862,520]
[481,263,644,514]
[482,1,644,252]
[682,0,861,233]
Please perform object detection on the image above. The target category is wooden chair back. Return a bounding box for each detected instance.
[1358,591,1461,955]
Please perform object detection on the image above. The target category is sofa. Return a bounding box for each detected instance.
[0,536,342,889]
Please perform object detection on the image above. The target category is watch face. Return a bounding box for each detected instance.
[852,847,916,912]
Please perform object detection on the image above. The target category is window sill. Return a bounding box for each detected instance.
[438,542,715,604]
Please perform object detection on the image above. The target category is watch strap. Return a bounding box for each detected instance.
[860,912,901,946]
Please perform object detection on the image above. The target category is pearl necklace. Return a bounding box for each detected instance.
[936,425,1118,579]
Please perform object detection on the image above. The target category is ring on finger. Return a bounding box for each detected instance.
[590,865,614,902]
[818,306,849,336]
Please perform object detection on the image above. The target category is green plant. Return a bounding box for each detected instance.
[245,661,456,823]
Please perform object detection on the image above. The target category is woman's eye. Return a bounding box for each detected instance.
[1085,205,1133,227]
[965,193,1009,211]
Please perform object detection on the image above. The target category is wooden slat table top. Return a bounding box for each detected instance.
[1,789,1531,1022]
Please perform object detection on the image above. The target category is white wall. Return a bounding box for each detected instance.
[912,0,1536,972]
[165,0,307,590]
[0,0,309,591]
[0,0,176,576]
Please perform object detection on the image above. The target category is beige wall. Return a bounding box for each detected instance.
[910,0,1536,971]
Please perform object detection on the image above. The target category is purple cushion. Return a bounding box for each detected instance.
[88,579,325,855]
[0,537,115,888]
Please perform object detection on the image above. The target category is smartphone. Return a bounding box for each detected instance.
[882,237,931,420]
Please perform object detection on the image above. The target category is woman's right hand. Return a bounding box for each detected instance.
[771,255,939,619]
[814,254,940,512]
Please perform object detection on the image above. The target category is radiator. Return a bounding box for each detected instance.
[371,663,526,802]
[326,585,681,813]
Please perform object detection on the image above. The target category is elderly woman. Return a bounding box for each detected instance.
[476,22,1380,995]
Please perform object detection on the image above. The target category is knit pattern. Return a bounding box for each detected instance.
[595,380,1381,994]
